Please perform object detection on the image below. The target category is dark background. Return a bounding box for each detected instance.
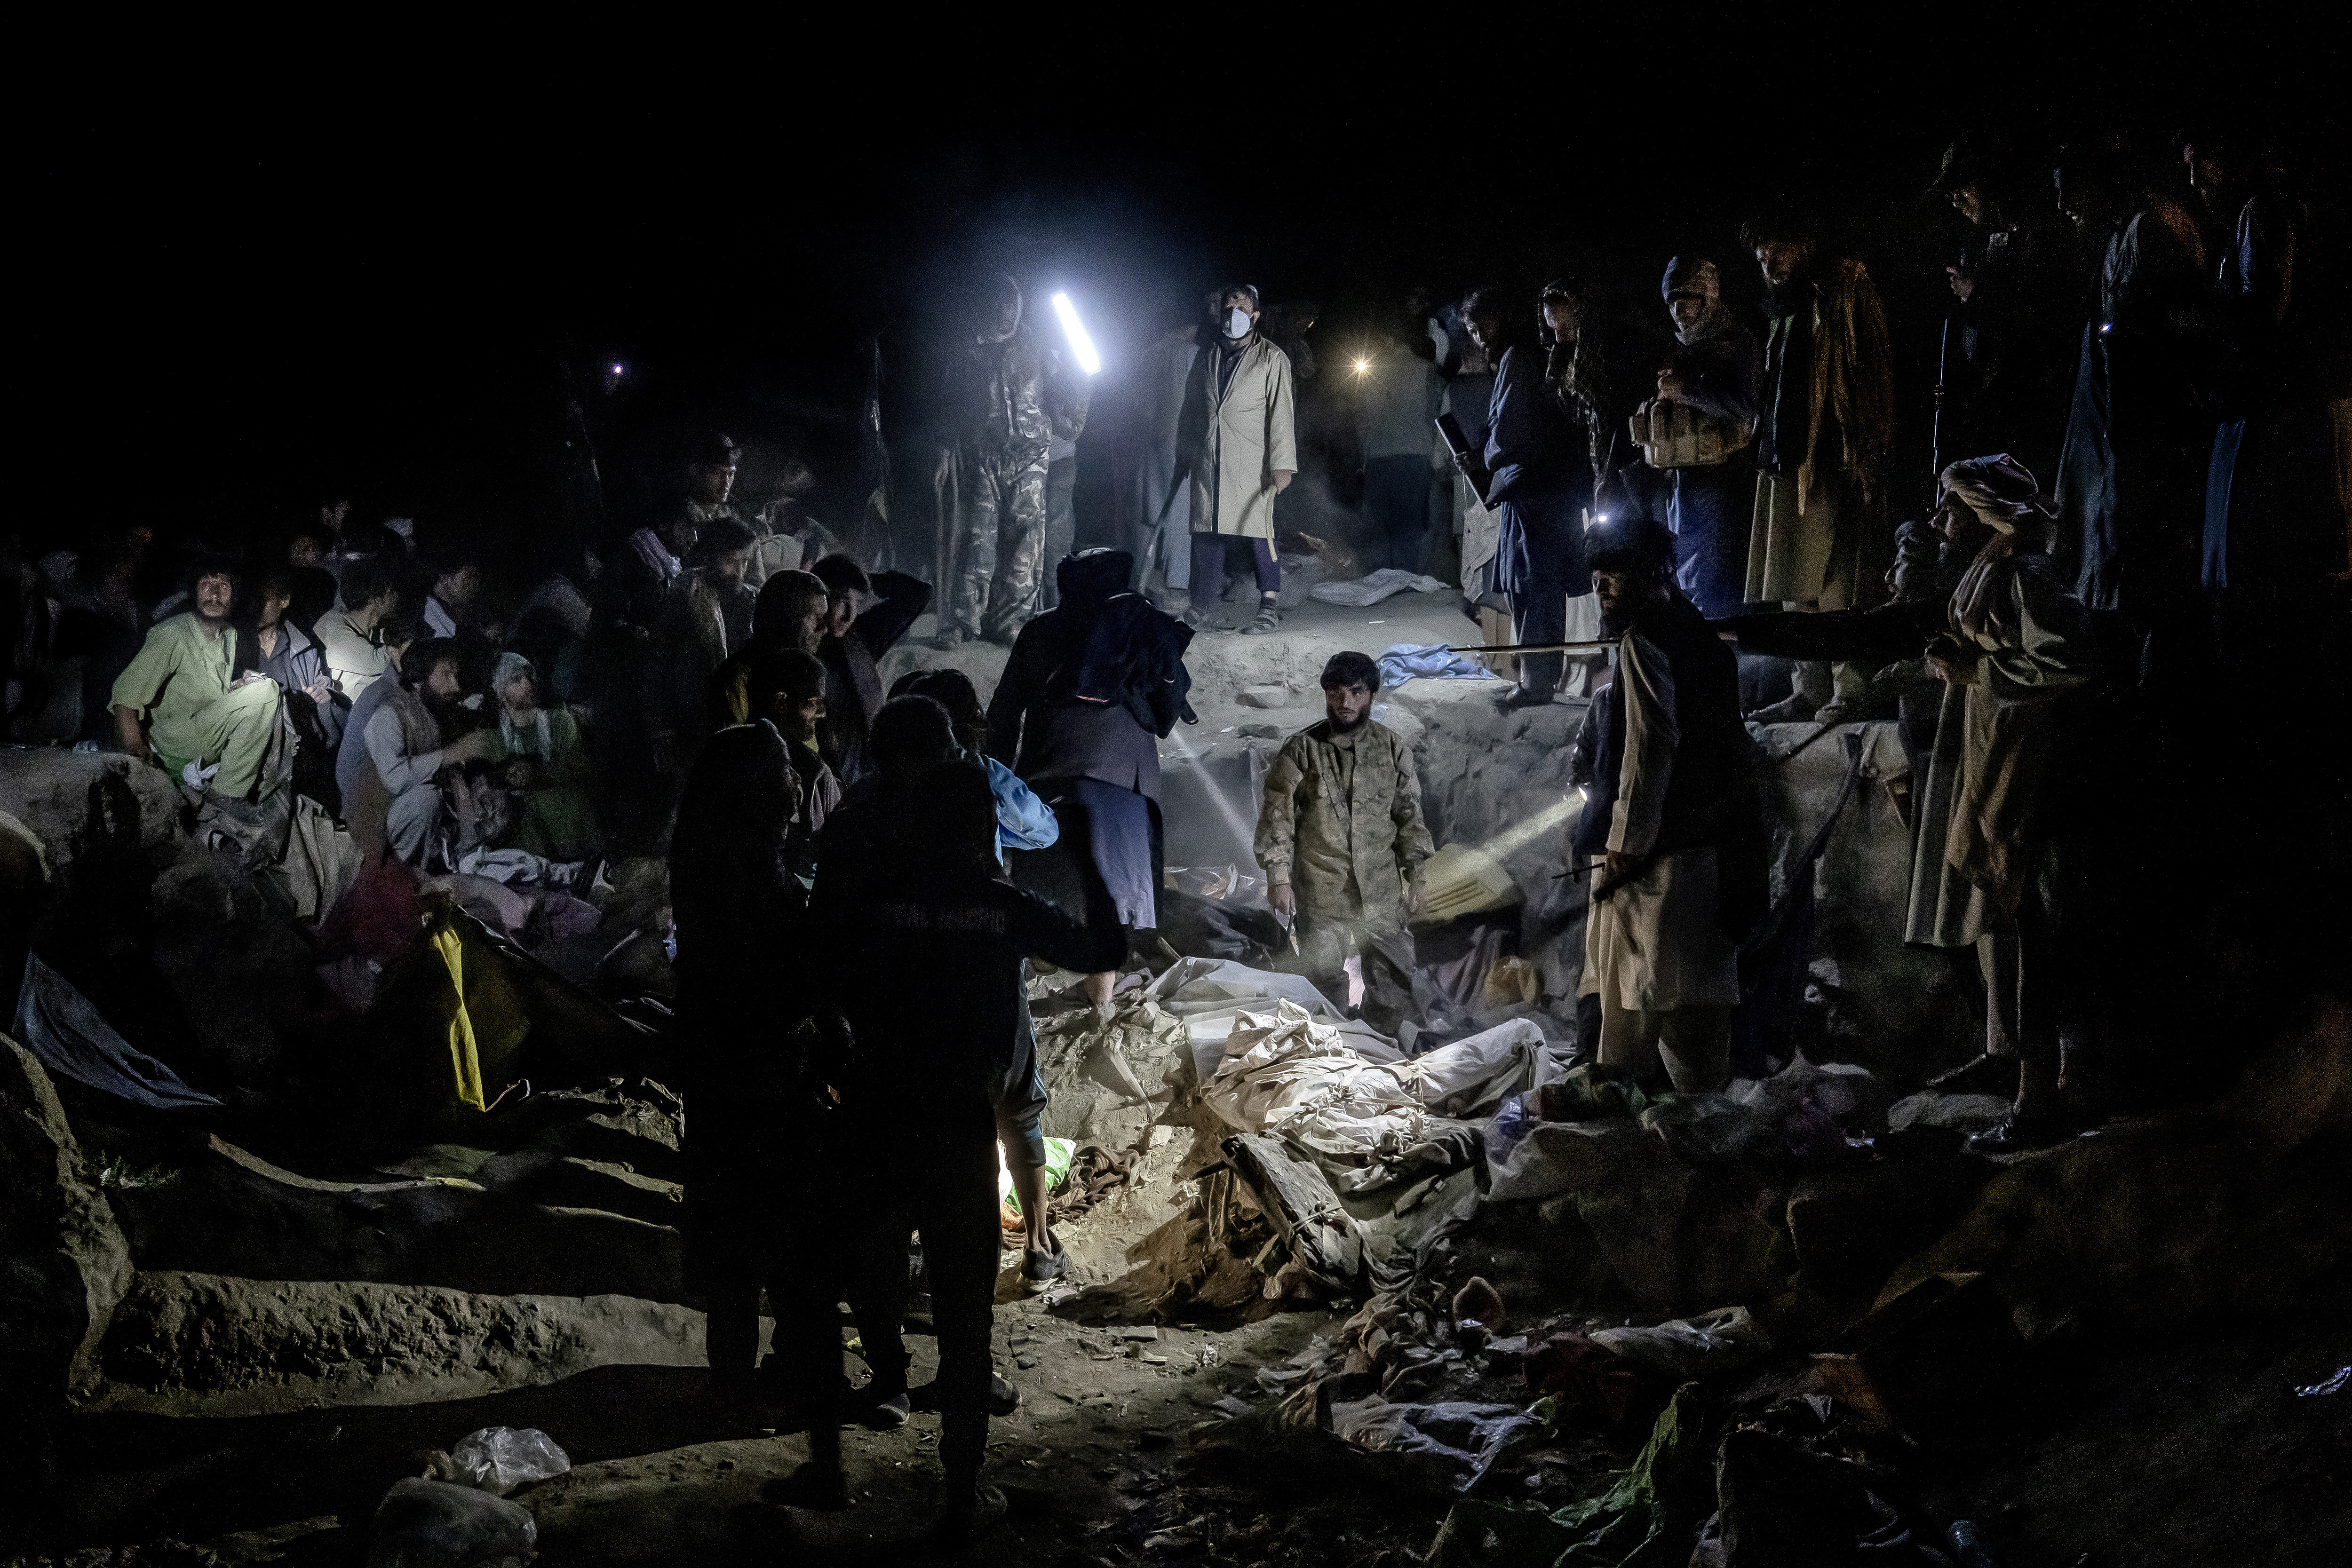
[24,4,2339,577]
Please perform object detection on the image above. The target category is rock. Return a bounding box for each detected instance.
[1785,1155,1993,1295]
[367,1478,535,1568]
[145,853,318,1087]
[1237,685,1292,709]
[0,749,183,877]
[108,1133,688,1304]
[1875,1109,2352,1338]
[1888,1091,2014,1135]
[487,1154,684,1229]
[84,1271,713,1416]
[0,1038,134,1407]
[497,1083,684,1184]
[1811,1271,2023,1449]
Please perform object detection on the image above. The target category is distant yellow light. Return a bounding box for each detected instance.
[1353,358,1369,374]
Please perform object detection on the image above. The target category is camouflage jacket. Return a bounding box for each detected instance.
[1254,718,1434,928]
[960,325,1056,459]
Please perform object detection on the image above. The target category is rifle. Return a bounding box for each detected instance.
[1434,412,1492,502]
[1931,311,1951,499]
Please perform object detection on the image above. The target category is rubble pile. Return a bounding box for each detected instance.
[7,672,2351,1567]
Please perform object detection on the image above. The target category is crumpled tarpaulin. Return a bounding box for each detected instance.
[1309,568,1445,607]
[455,846,589,887]
[1326,1395,1547,1493]
[1204,1006,1565,1164]
[11,951,220,1109]
[1146,957,1393,1082]
[1589,1306,1774,1385]
[1486,1055,1892,1203]
[1375,643,1497,687]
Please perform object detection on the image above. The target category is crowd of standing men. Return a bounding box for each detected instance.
[0,111,2342,1545]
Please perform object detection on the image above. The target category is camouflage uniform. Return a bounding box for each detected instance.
[950,300,1058,642]
[1254,719,1435,984]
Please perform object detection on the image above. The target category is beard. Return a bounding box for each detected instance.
[1328,709,1369,734]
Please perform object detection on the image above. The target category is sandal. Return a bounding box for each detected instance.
[1243,602,1281,635]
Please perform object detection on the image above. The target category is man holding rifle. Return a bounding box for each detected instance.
[1571,516,1760,1092]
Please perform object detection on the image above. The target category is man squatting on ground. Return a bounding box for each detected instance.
[110,559,285,803]
[1254,650,1434,1032]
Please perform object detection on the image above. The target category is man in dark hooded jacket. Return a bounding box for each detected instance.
[668,658,846,1491]
[987,547,1180,1007]
[816,720,1121,1544]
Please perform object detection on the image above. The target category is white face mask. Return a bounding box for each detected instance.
[1225,307,1253,340]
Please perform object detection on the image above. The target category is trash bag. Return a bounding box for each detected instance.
[444,1426,571,1497]
[367,1477,537,1568]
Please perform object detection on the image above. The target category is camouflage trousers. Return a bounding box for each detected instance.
[951,446,1050,641]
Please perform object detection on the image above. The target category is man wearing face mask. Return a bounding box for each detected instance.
[1176,285,1297,635]
[942,275,1064,648]
[1645,257,1762,614]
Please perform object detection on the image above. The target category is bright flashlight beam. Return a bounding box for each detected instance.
[1477,792,1584,861]
[1050,292,1102,375]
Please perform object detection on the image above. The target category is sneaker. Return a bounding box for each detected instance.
[1812,691,1896,724]
[1023,1232,1069,1284]
[990,1372,1022,1416]
[1491,682,1554,712]
[1966,1114,2072,1155]
[844,1386,911,1429]
[1745,692,1820,724]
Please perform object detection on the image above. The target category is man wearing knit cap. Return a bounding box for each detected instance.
[1647,257,1762,613]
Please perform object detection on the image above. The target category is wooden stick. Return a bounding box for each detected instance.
[1442,639,1619,656]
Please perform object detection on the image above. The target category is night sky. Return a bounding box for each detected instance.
[30,5,2334,567]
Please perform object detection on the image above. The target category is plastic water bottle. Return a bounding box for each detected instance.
[1948,1520,1998,1568]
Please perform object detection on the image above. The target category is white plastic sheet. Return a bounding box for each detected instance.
[1308,568,1445,607]
[442,1425,571,1496]
[1202,1006,1565,1162]
[1145,958,1394,1083]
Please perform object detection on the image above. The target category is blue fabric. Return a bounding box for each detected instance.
[985,755,1059,852]
[1072,778,1157,929]
[1376,643,1496,687]
[1191,534,1279,598]
[1483,345,1589,605]
[1669,457,1756,614]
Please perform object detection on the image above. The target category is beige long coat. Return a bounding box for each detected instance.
[1179,337,1298,539]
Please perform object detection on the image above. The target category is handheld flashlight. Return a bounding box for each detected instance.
[1050,292,1102,375]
